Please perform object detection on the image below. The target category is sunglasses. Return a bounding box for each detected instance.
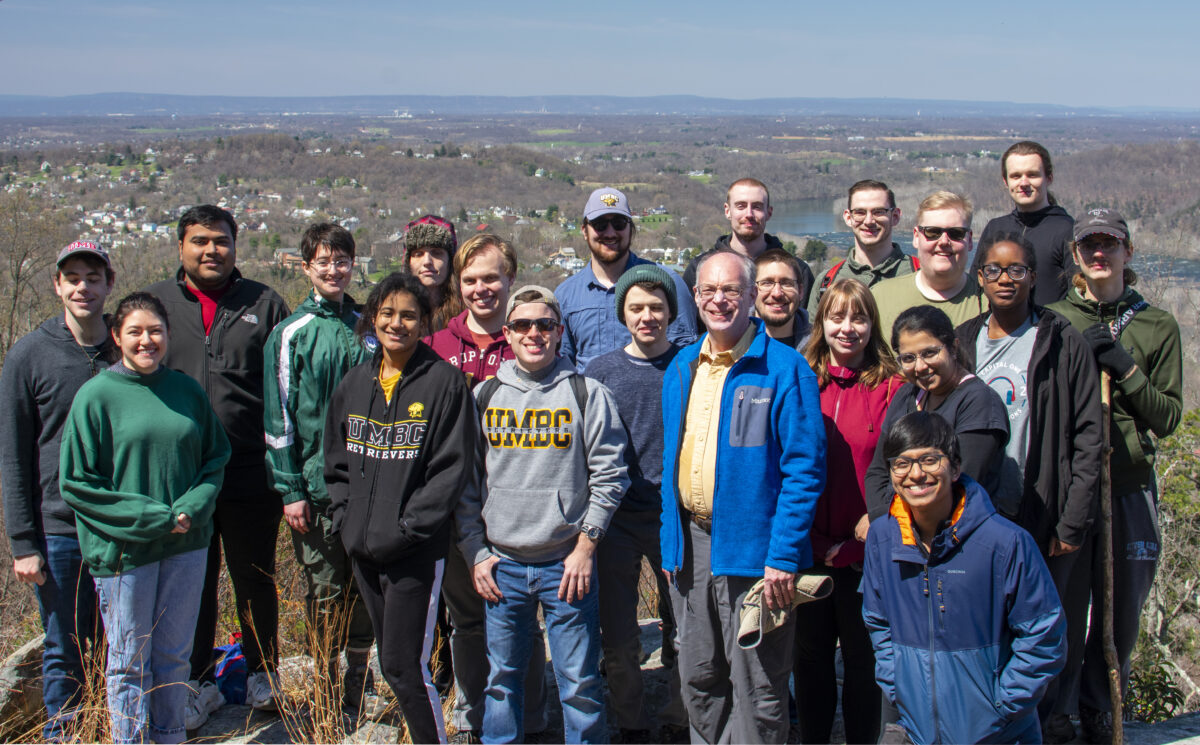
[588,215,630,232]
[917,226,970,242]
[505,318,559,334]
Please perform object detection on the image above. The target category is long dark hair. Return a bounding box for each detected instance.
[356,272,431,341]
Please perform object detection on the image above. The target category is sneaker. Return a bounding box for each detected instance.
[245,671,281,712]
[343,664,389,720]
[1043,713,1077,744]
[184,680,224,730]
[1080,704,1113,745]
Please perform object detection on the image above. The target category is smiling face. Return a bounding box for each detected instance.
[407,246,450,289]
[978,240,1034,315]
[622,284,670,347]
[115,308,167,374]
[724,183,772,243]
[1003,152,1052,212]
[179,222,236,290]
[896,329,959,396]
[913,207,972,281]
[503,302,562,373]
[373,290,423,363]
[695,252,755,347]
[890,446,960,515]
[844,187,898,251]
[54,257,114,324]
[302,245,354,302]
[584,215,633,266]
[822,297,871,369]
[754,259,800,328]
[1073,233,1132,286]
[459,245,512,325]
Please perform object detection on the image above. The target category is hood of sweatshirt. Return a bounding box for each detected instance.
[494,355,577,392]
[1011,204,1072,229]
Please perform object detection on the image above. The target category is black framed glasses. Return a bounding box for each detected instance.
[887,453,948,476]
[505,318,559,334]
[917,226,970,242]
[588,215,630,232]
[980,263,1030,282]
[755,278,799,292]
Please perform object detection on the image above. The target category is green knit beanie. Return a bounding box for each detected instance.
[615,264,678,324]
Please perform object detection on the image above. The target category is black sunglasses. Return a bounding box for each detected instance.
[588,215,630,232]
[505,318,559,333]
[917,226,970,242]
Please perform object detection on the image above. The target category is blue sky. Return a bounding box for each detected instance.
[2,0,1197,109]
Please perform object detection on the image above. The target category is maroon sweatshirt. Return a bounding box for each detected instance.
[424,311,513,390]
[811,368,905,568]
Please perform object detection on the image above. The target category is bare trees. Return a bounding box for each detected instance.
[0,192,76,362]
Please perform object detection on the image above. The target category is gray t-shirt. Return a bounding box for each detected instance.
[975,315,1036,517]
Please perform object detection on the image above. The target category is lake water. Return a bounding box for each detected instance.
[771,198,1200,285]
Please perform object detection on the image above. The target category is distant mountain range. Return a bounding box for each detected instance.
[1,93,1197,119]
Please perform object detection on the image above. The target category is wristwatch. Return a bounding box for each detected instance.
[581,523,606,541]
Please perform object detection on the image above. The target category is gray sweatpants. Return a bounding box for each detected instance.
[670,520,793,744]
[598,507,687,730]
[441,539,549,734]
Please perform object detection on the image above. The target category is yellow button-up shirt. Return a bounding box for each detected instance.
[677,324,756,518]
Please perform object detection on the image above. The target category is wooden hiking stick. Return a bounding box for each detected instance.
[1100,370,1124,745]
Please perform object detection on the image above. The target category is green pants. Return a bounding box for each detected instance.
[290,508,375,655]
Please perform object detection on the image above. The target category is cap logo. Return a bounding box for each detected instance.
[1087,208,1109,219]
[600,193,619,207]
[408,402,425,419]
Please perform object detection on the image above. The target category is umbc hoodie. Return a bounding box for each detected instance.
[323,343,478,567]
[456,358,630,566]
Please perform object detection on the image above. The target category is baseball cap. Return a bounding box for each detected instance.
[506,284,562,322]
[583,188,632,222]
[56,240,111,269]
[1074,207,1129,243]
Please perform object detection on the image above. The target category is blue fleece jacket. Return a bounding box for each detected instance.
[660,318,826,577]
[862,475,1066,745]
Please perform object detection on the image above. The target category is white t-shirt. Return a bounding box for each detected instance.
[974,315,1036,517]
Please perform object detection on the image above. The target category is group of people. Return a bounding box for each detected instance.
[0,139,1182,745]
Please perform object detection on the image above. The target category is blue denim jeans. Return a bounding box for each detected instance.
[93,548,206,744]
[482,557,605,744]
[36,534,98,742]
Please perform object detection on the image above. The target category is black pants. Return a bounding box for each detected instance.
[190,466,283,680]
[793,564,880,745]
[354,556,446,744]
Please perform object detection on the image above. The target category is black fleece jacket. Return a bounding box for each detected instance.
[0,316,118,556]
[143,268,289,477]
[979,205,1076,306]
[956,308,1103,549]
[324,343,477,567]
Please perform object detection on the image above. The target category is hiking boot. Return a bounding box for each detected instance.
[344,661,388,720]
[1080,704,1113,745]
[1043,713,1076,744]
[184,680,224,730]
[245,671,281,712]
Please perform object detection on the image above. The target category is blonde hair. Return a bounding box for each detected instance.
[804,278,900,388]
[454,233,517,279]
[916,190,973,226]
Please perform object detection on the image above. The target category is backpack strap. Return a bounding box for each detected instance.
[819,260,846,292]
[910,255,921,270]
[475,376,502,413]
[569,373,588,421]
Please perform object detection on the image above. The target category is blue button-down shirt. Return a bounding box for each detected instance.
[555,252,699,372]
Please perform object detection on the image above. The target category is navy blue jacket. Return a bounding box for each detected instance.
[660,318,826,577]
[862,476,1065,744]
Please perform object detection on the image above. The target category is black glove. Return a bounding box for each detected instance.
[1082,323,1137,377]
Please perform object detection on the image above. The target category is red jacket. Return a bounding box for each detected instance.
[424,311,513,390]
[811,368,904,567]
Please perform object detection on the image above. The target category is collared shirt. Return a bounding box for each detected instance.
[678,324,756,518]
[557,252,699,372]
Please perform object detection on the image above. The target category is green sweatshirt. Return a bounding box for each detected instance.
[1049,286,1183,495]
[59,366,231,576]
[263,292,371,506]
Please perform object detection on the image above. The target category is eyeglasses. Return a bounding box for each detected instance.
[310,258,353,271]
[917,226,970,242]
[588,215,630,233]
[887,453,948,476]
[695,284,745,301]
[980,263,1030,282]
[755,278,798,292]
[897,345,945,367]
[505,318,559,334]
[849,207,894,222]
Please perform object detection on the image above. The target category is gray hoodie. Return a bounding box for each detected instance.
[457,357,629,565]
